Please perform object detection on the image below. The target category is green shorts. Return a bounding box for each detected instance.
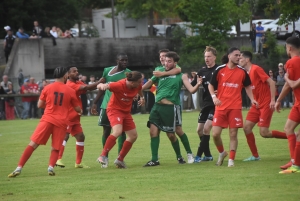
[147,103,182,133]
[98,109,111,127]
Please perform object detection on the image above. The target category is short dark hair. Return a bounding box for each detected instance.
[117,53,127,59]
[165,51,180,62]
[221,47,240,64]
[67,66,76,72]
[286,37,300,49]
[126,71,142,81]
[159,49,169,54]
[53,67,68,78]
[240,51,252,61]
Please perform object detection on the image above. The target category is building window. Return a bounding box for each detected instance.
[102,20,105,29]
[125,18,137,29]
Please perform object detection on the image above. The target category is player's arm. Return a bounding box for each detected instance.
[284,72,300,89]
[80,77,105,91]
[243,71,259,108]
[37,99,46,108]
[153,67,181,77]
[275,82,291,112]
[142,79,153,91]
[208,69,221,106]
[266,78,276,108]
[70,94,83,115]
[91,90,105,115]
[182,73,202,94]
[137,90,145,106]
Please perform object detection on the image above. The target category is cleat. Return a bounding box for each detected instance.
[48,167,55,176]
[279,165,300,174]
[75,163,90,168]
[243,156,260,162]
[177,157,186,164]
[55,159,65,168]
[280,161,293,170]
[97,156,108,168]
[216,151,228,166]
[194,156,202,163]
[8,169,21,178]
[228,159,235,167]
[202,156,214,161]
[114,159,127,169]
[187,153,194,164]
[143,160,160,167]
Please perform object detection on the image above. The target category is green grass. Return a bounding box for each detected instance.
[0,110,299,201]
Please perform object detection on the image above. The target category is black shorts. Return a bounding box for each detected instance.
[198,106,215,123]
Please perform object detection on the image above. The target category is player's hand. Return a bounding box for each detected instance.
[153,71,165,77]
[269,100,275,110]
[191,72,197,77]
[214,90,218,95]
[97,83,108,90]
[138,98,145,106]
[212,97,221,106]
[197,76,203,85]
[78,109,83,116]
[133,94,139,101]
[91,104,98,115]
[275,101,281,112]
[251,99,259,108]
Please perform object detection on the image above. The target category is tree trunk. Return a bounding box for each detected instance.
[149,9,154,36]
[236,20,241,37]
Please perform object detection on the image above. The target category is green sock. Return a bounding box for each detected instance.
[171,138,182,159]
[151,136,160,161]
[179,133,192,154]
[118,132,126,154]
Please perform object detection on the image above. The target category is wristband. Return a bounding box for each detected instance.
[140,97,145,100]
[211,94,216,98]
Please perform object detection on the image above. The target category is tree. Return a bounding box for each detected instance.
[231,0,252,37]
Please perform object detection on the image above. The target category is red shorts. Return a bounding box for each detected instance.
[288,106,300,123]
[66,122,83,136]
[213,109,243,128]
[107,109,135,131]
[30,121,66,150]
[246,105,273,127]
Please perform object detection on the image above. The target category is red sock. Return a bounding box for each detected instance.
[118,141,133,161]
[246,132,259,157]
[271,130,287,139]
[216,145,224,153]
[294,142,300,166]
[58,140,67,159]
[287,134,296,160]
[76,141,84,164]
[18,145,35,168]
[101,135,116,156]
[229,150,236,160]
[49,150,59,167]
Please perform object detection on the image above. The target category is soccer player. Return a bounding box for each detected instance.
[90,53,131,168]
[191,46,219,163]
[143,51,202,167]
[56,66,101,168]
[8,67,81,177]
[276,37,300,173]
[208,47,258,167]
[96,71,145,168]
[238,51,287,162]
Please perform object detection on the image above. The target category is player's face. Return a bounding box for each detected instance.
[117,56,128,70]
[238,55,247,67]
[69,67,79,80]
[159,52,167,66]
[229,50,240,65]
[164,57,176,71]
[130,78,142,88]
[204,51,216,67]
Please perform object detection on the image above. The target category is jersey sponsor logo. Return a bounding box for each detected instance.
[121,98,130,102]
[223,82,239,88]
[221,73,225,76]
[161,75,176,80]
[202,76,206,79]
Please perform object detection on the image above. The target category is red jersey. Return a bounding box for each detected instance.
[20,84,31,102]
[248,64,271,108]
[210,64,251,110]
[39,82,79,128]
[285,56,300,107]
[66,80,86,123]
[28,83,39,101]
[107,79,142,113]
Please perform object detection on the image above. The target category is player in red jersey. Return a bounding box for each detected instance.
[96,71,145,168]
[55,66,102,168]
[238,51,287,162]
[8,67,81,177]
[208,47,258,167]
[276,37,300,173]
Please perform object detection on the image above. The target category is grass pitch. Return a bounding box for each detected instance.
[0,110,299,201]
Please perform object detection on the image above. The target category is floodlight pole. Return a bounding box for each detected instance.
[111,0,116,39]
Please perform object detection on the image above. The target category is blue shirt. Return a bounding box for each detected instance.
[256,26,264,37]
[16,32,29,39]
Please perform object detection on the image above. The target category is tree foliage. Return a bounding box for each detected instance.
[277,0,300,29]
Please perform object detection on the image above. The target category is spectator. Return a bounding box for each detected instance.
[32,20,43,38]
[64,30,74,38]
[20,79,31,119]
[40,79,49,115]
[275,63,285,77]
[88,75,95,84]
[4,25,11,33]
[268,70,276,81]
[18,69,24,88]
[50,26,58,38]
[261,34,268,58]
[0,85,6,120]
[42,27,52,38]
[56,27,64,38]
[80,75,88,115]
[4,83,15,120]
[16,27,29,39]
[255,21,264,54]
[3,29,16,63]
[277,69,289,108]
[1,75,12,91]
[249,23,256,52]
[28,77,40,118]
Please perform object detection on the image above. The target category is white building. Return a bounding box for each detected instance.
[92,8,149,38]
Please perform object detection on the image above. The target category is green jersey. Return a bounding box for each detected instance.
[100,66,131,109]
[151,66,183,105]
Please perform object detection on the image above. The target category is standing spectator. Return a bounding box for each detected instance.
[3,30,16,63]
[5,83,15,120]
[0,85,6,120]
[50,26,58,38]
[261,34,268,58]
[81,75,88,115]
[18,69,24,88]
[16,28,29,39]
[269,69,278,100]
[275,63,285,77]
[20,79,31,119]
[4,26,11,34]
[88,75,97,99]
[255,21,264,54]
[40,80,49,115]
[32,21,43,38]
[56,27,64,38]
[42,27,52,38]
[64,30,73,38]
[1,75,12,91]
[28,77,40,118]
[250,23,256,52]
[277,69,289,108]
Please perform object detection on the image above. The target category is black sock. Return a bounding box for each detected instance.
[196,136,204,157]
[203,135,212,157]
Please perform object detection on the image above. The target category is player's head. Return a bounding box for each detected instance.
[204,46,217,67]
[126,71,143,88]
[222,47,240,65]
[53,66,68,83]
[116,53,128,70]
[239,51,252,67]
[285,37,300,58]
[67,66,79,81]
[165,51,179,71]
[159,49,170,66]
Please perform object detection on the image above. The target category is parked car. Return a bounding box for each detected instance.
[153,24,170,37]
